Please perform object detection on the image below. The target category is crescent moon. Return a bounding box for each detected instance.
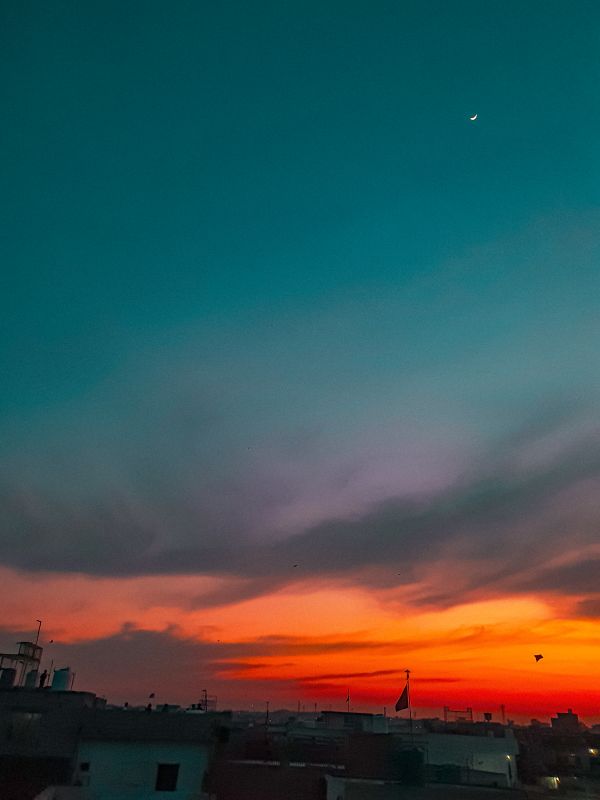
[470,114,478,121]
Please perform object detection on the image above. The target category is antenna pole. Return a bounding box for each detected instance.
[35,620,42,646]
[406,669,414,743]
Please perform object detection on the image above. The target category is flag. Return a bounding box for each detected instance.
[395,684,409,712]
[148,692,155,698]
[346,688,350,704]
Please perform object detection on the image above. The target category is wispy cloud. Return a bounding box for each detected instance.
[2,215,600,624]
[1,406,600,618]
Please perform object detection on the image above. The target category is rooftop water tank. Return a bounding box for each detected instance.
[51,667,72,691]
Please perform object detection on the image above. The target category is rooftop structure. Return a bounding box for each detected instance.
[0,642,43,689]
[0,685,231,800]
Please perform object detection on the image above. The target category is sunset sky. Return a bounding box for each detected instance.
[1,0,600,722]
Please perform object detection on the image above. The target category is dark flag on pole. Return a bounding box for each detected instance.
[395,684,409,712]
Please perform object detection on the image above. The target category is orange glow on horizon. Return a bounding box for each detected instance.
[0,566,598,721]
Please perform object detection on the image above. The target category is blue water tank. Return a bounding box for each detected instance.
[51,667,72,691]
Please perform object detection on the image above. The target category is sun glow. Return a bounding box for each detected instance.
[1,566,599,720]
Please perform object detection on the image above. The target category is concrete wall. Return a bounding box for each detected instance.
[75,740,209,800]
[0,689,98,759]
[34,787,91,800]
[327,775,406,800]
[425,732,519,787]
[326,776,528,800]
[322,713,388,734]
[211,761,329,800]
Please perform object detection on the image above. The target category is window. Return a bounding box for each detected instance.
[155,763,179,792]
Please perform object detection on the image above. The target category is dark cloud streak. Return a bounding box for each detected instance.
[1,413,600,612]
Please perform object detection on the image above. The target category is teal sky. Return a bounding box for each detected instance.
[1,1,600,584]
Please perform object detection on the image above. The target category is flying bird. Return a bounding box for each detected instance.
[534,654,544,662]
[469,113,478,121]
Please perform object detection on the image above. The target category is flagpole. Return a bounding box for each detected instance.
[406,668,414,744]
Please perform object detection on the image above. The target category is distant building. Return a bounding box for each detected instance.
[515,709,600,788]
[210,710,521,800]
[551,708,580,734]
